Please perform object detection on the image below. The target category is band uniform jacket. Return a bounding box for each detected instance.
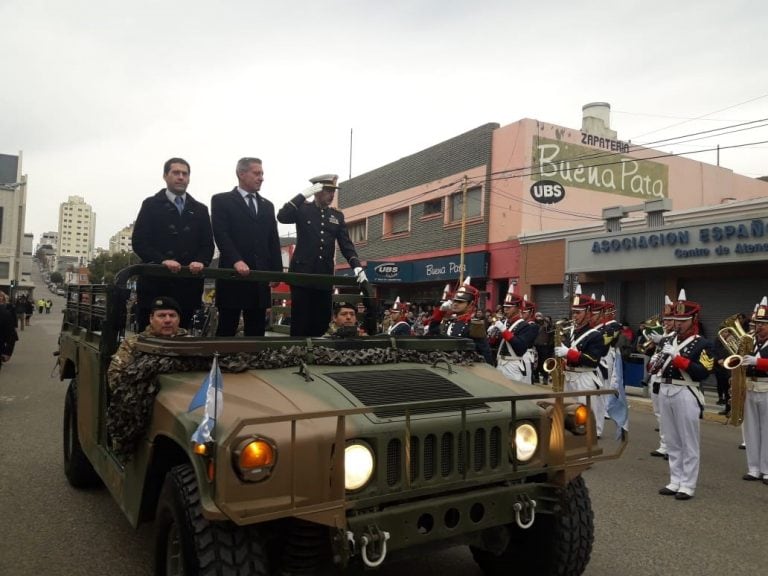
[744,338,768,389]
[498,318,539,358]
[132,190,214,312]
[211,188,282,309]
[563,324,608,369]
[658,335,714,384]
[276,194,360,274]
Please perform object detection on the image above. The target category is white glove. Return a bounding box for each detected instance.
[650,332,663,344]
[555,344,570,358]
[353,266,368,284]
[302,182,324,198]
[440,300,452,312]
[662,343,675,356]
[493,320,506,333]
[742,355,758,367]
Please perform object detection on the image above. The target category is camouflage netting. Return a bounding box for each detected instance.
[107,345,482,457]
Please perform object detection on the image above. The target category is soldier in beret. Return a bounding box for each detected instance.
[277,174,367,337]
[107,297,188,390]
[326,301,366,338]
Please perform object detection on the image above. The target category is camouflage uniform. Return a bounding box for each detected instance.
[108,327,189,391]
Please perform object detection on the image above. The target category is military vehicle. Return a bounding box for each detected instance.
[58,265,625,576]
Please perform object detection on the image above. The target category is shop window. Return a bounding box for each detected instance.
[348,219,367,243]
[449,187,482,222]
[385,208,410,236]
[422,198,442,217]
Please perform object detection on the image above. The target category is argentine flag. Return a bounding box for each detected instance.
[189,355,223,445]
[606,350,629,440]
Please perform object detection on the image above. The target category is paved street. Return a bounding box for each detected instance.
[1,277,767,576]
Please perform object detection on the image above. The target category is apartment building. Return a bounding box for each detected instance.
[109,222,134,255]
[58,195,96,265]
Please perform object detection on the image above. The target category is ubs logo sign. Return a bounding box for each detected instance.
[374,263,400,278]
[530,180,565,204]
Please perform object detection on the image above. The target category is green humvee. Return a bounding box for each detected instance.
[58,265,625,576]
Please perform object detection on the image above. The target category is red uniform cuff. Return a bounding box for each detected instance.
[672,355,690,371]
[756,357,768,372]
[502,330,514,342]
[566,348,581,364]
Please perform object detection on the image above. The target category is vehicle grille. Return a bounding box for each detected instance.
[325,369,488,418]
[385,426,504,486]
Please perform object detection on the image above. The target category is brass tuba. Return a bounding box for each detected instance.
[718,314,754,426]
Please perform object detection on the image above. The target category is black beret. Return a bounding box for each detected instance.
[150,296,181,314]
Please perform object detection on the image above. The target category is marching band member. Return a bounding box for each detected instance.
[741,296,768,484]
[593,296,621,430]
[648,296,675,460]
[491,286,539,384]
[656,289,714,500]
[555,286,608,436]
[428,277,493,364]
[387,297,413,336]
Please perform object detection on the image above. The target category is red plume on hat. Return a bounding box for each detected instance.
[670,288,701,319]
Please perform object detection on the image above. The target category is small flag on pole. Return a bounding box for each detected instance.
[189,354,223,446]
[606,351,629,440]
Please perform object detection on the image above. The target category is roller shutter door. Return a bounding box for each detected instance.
[532,285,570,321]
[680,278,765,341]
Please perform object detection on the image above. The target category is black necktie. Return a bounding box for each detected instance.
[246,193,257,216]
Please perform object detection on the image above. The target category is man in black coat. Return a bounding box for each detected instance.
[132,157,214,331]
[277,174,367,337]
[211,157,283,337]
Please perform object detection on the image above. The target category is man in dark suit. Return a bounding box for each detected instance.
[132,158,214,331]
[277,174,367,337]
[211,157,282,336]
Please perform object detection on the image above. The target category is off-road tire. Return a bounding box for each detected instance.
[63,379,100,488]
[154,463,268,576]
[471,475,594,576]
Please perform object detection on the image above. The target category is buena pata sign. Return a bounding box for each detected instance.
[532,136,669,200]
[567,218,768,272]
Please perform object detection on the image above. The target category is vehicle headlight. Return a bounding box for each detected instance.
[345,442,374,491]
[514,423,538,461]
[232,436,277,482]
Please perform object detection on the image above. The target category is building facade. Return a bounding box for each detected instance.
[58,195,96,265]
[0,152,28,294]
[335,103,768,313]
[518,196,768,339]
[109,222,134,255]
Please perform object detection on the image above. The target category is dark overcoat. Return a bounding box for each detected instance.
[131,190,214,312]
[211,188,282,309]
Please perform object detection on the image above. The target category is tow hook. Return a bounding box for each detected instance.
[513,495,537,529]
[346,525,391,568]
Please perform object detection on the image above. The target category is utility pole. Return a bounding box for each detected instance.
[458,175,468,284]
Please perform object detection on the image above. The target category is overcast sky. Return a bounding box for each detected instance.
[1,0,766,248]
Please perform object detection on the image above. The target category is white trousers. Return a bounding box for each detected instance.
[565,370,606,436]
[649,375,667,454]
[659,384,700,495]
[496,356,534,384]
[743,390,768,479]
